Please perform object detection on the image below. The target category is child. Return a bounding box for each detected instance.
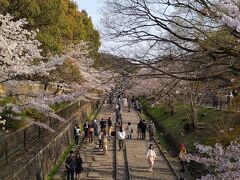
[126,122,133,139]
[147,144,157,172]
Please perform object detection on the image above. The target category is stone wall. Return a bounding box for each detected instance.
[0,101,96,180]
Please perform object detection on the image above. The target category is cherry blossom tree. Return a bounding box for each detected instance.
[0,13,115,131]
[187,139,240,180]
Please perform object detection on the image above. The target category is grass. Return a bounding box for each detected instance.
[47,142,74,180]
[140,98,238,152]
[50,101,70,112]
[140,110,178,154]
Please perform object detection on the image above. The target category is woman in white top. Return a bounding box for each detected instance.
[147,144,157,172]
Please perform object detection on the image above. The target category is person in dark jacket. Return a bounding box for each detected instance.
[141,120,147,139]
[75,153,83,180]
[65,151,75,180]
[100,118,106,132]
[73,124,81,145]
[83,120,89,137]
[93,119,98,137]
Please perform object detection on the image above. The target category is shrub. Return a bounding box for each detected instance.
[184,123,191,132]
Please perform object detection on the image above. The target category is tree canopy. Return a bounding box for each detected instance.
[0,0,100,53]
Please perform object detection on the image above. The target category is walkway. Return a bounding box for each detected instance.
[120,108,176,180]
[55,104,187,179]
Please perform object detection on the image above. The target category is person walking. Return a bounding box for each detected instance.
[127,97,131,112]
[148,120,156,141]
[75,153,83,180]
[83,120,89,137]
[117,127,126,150]
[88,124,94,144]
[93,119,98,137]
[142,120,147,139]
[98,131,103,150]
[147,144,157,172]
[65,151,75,180]
[137,120,142,139]
[101,131,108,155]
[100,118,106,132]
[107,117,112,136]
[126,122,133,139]
[74,124,81,146]
[179,143,187,172]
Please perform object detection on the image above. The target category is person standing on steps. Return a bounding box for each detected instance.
[117,127,126,150]
[137,120,142,139]
[93,119,98,137]
[98,131,103,150]
[101,130,108,155]
[179,143,187,172]
[147,144,157,172]
[74,124,81,146]
[75,152,83,180]
[142,120,147,140]
[100,118,106,132]
[88,124,94,144]
[65,150,75,180]
[127,97,131,112]
[148,120,156,141]
[126,122,133,139]
[83,120,89,137]
[107,117,112,136]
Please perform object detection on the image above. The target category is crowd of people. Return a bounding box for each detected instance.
[65,95,187,179]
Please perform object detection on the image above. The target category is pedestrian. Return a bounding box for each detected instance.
[88,124,94,144]
[83,120,89,137]
[137,120,142,139]
[74,124,81,146]
[100,118,106,132]
[101,130,108,155]
[127,98,131,112]
[179,143,187,172]
[148,120,156,141]
[96,99,100,109]
[142,120,147,139]
[131,96,135,106]
[98,131,103,149]
[126,122,133,139]
[65,150,75,180]
[93,119,98,137]
[147,144,157,172]
[107,117,112,136]
[117,127,126,150]
[75,153,83,180]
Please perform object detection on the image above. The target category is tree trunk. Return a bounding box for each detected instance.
[167,94,175,115]
[190,106,197,129]
[189,84,198,129]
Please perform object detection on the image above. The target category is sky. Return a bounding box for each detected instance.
[76,0,102,30]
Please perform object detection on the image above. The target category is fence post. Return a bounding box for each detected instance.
[23,129,27,150]
[4,141,8,164]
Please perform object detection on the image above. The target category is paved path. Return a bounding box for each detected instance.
[54,104,115,180]
[55,104,188,180]
[121,108,176,180]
